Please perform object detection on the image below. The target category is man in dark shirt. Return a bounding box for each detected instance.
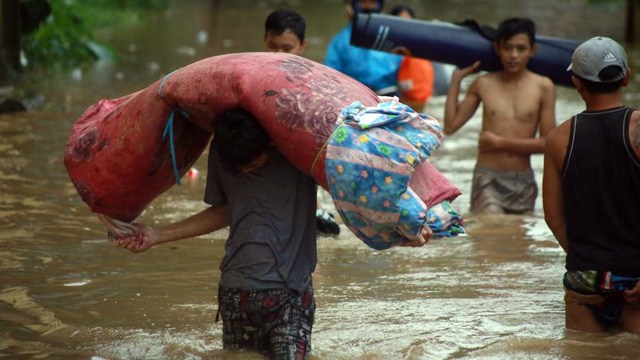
[115,108,318,359]
[543,37,640,333]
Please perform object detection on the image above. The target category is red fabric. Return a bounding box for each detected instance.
[155,53,380,188]
[64,52,458,223]
[64,90,212,222]
[409,161,461,207]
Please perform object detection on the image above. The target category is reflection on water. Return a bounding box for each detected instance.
[2,0,640,359]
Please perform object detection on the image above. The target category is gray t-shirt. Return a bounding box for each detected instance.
[204,146,317,292]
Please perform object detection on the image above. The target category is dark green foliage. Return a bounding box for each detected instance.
[20,0,170,69]
[21,1,96,68]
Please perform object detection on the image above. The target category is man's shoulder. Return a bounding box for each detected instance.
[474,72,503,89]
[544,118,572,162]
[629,109,640,154]
[471,72,502,96]
[267,148,307,175]
[528,71,555,88]
[547,118,572,143]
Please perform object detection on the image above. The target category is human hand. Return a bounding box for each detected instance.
[396,225,433,248]
[624,282,640,307]
[112,224,155,253]
[453,60,481,80]
[478,131,503,152]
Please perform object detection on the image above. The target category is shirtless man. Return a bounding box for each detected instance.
[444,17,556,214]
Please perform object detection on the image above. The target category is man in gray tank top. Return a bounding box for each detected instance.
[543,37,640,334]
[114,108,318,359]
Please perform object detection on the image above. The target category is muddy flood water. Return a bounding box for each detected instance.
[2,0,640,359]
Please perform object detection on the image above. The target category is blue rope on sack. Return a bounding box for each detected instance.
[157,70,190,186]
[162,110,181,185]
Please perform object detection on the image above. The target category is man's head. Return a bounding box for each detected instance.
[264,9,307,55]
[568,36,629,93]
[493,18,537,73]
[213,108,271,175]
[389,4,415,19]
[496,18,536,46]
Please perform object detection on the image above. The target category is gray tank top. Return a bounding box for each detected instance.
[204,147,318,291]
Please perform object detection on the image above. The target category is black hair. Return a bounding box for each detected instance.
[213,108,271,175]
[265,9,305,43]
[576,65,625,94]
[496,17,536,45]
[389,4,415,18]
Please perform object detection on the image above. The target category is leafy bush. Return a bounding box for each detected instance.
[20,0,169,69]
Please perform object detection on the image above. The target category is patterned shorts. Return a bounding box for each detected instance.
[563,271,639,328]
[217,285,315,359]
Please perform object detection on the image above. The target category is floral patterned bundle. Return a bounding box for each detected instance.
[326,100,464,249]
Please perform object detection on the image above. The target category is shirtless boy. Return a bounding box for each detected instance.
[444,17,556,214]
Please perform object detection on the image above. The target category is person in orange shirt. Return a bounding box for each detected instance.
[389,5,434,112]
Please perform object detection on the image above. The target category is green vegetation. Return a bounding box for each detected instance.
[21,0,170,69]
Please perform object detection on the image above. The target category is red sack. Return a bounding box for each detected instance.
[64,53,378,222]
[64,52,459,225]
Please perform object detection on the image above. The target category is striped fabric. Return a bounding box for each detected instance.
[325,99,464,250]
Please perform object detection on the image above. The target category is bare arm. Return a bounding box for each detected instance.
[624,282,640,307]
[479,131,546,154]
[115,205,230,253]
[537,79,557,139]
[542,124,569,251]
[444,61,481,135]
[623,111,640,308]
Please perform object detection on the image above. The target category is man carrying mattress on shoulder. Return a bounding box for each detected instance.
[114,108,432,359]
[444,17,556,214]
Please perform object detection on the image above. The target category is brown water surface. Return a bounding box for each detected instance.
[2,1,639,359]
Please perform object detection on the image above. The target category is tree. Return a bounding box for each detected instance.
[0,0,21,81]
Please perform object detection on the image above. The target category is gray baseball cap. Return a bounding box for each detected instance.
[567,36,628,83]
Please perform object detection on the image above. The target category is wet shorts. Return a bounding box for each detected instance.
[563,271,640,328]
[217,285,316,359]
[470,165,537,214]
